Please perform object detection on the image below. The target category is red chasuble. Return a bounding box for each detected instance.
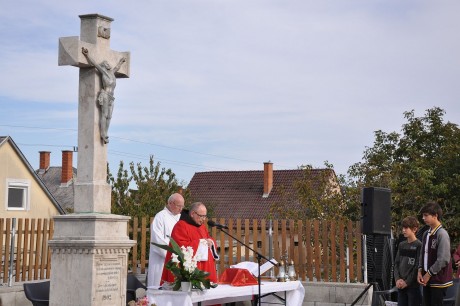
[161,219,218,284]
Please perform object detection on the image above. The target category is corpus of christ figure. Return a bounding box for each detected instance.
[82,47,126,144]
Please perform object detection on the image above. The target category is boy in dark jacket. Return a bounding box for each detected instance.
[394,216,422,306]
[417,202,453,306]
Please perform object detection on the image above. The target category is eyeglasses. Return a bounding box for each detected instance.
[194,212,208,219]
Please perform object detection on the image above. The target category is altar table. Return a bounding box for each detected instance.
[147,281,305,306]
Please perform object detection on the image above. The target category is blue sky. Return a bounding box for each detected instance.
[1,1,459,186]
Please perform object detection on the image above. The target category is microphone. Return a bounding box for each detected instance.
[207,220,228,230]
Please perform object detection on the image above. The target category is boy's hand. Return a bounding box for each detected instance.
[396,279,408,289]
[399,279,407,289]
[422,273,431,285]
[417,271,426,286]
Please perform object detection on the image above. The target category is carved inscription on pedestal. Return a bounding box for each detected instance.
[93,256,123,304]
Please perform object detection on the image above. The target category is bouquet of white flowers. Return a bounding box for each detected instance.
[152,237,218,291]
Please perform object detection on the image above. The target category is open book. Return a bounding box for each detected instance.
[196,239,219,261]
[230,258,278,277]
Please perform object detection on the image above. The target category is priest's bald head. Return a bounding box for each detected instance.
[166,193,185,215]
[189,202,208,226]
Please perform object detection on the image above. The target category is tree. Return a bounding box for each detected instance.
[109,155,189,218]
[348,107,460,242]
[268,162,359,221]
[108,156,189,263]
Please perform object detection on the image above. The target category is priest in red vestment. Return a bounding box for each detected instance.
[161,202,219,284]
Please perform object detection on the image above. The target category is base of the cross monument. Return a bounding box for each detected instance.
[49,213,135,306]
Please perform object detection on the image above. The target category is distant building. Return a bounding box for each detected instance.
[0,136,65,218]
[187,162,336,220]
[35,150,76,213]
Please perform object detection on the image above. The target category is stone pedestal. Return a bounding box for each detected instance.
[49,214,135,306]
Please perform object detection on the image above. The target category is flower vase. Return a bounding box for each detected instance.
[181,281,191,292]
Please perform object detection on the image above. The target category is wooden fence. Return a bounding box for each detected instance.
[0,218,53,283]
[1,217,362,284]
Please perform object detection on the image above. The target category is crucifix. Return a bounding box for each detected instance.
[50,14,134,306]
[58,14,130,213]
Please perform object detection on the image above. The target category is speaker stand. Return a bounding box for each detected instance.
[351,234,381,306]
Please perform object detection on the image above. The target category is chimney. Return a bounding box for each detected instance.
[38,151,51,173]
[263,161,273,198]
[61,150,73,185]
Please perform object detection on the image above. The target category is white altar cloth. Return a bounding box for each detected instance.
[147,281,305,306]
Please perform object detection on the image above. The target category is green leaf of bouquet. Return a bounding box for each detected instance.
[194,270,210,278]
[168,237,185,261]
[173,281,181,291]
[150,242,174,254]
[201,279,210,288]
[190,279,202,291]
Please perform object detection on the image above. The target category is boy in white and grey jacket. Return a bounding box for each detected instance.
[417,202,453,306]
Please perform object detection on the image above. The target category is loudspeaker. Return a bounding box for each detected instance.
[364,235,394,290]
[361,187,391,235]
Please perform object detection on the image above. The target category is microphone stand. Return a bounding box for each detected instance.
[215,227,278,306]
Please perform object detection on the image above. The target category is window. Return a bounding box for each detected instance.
[6,179,30,211]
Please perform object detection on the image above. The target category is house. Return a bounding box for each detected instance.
[0,136,65,218]
[35,150,76,213]
[187,162,337,220]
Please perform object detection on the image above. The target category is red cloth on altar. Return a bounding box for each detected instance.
[219,268,258,286]
[160,219,218,284]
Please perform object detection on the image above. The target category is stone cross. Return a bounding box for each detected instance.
[50,14,134,306]
[58,14,130,213]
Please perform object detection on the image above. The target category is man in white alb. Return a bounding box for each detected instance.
[147,193,185,287]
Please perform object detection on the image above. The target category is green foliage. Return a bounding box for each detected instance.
[269,162,358,220]
[108,155,190,218]
[336,172,362,221]
[348,107,460,243]
[108,156,190,264]
[295,164,344,220]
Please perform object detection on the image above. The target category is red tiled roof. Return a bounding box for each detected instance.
[187,169,331,220]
